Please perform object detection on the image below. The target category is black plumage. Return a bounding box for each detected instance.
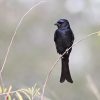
[54,19,74,83]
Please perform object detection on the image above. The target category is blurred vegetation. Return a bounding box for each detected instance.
[0,84,40,100]
[0,0,100,100]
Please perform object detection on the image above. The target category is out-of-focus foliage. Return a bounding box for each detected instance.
[0,0,100,100]
[0,84,40,100]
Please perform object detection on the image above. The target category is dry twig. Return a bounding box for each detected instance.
[41,31,100,100]
[0,0,47,92]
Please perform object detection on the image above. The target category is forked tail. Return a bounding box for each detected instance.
[60,54,73,83]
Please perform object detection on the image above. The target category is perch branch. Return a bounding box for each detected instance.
[41,31,100,100]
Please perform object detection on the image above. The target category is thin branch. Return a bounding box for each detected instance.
[0,74,4,92]
[5,85,12,100]
[0,0,47,76]
[86,74,100,100]
[41,31,100,100]
[0,0,47,89]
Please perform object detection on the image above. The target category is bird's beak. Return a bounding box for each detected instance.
[54,23,58,26]
[54,23,60,27]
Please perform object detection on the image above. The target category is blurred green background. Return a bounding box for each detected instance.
[0,0,100,100]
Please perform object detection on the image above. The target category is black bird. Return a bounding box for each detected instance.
[54,19,74,83]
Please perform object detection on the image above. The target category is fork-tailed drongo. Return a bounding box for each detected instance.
[54,19,74,83]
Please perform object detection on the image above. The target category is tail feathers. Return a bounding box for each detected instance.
[60,54,73,83]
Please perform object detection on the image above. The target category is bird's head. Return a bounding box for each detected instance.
[55,19,70,29]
